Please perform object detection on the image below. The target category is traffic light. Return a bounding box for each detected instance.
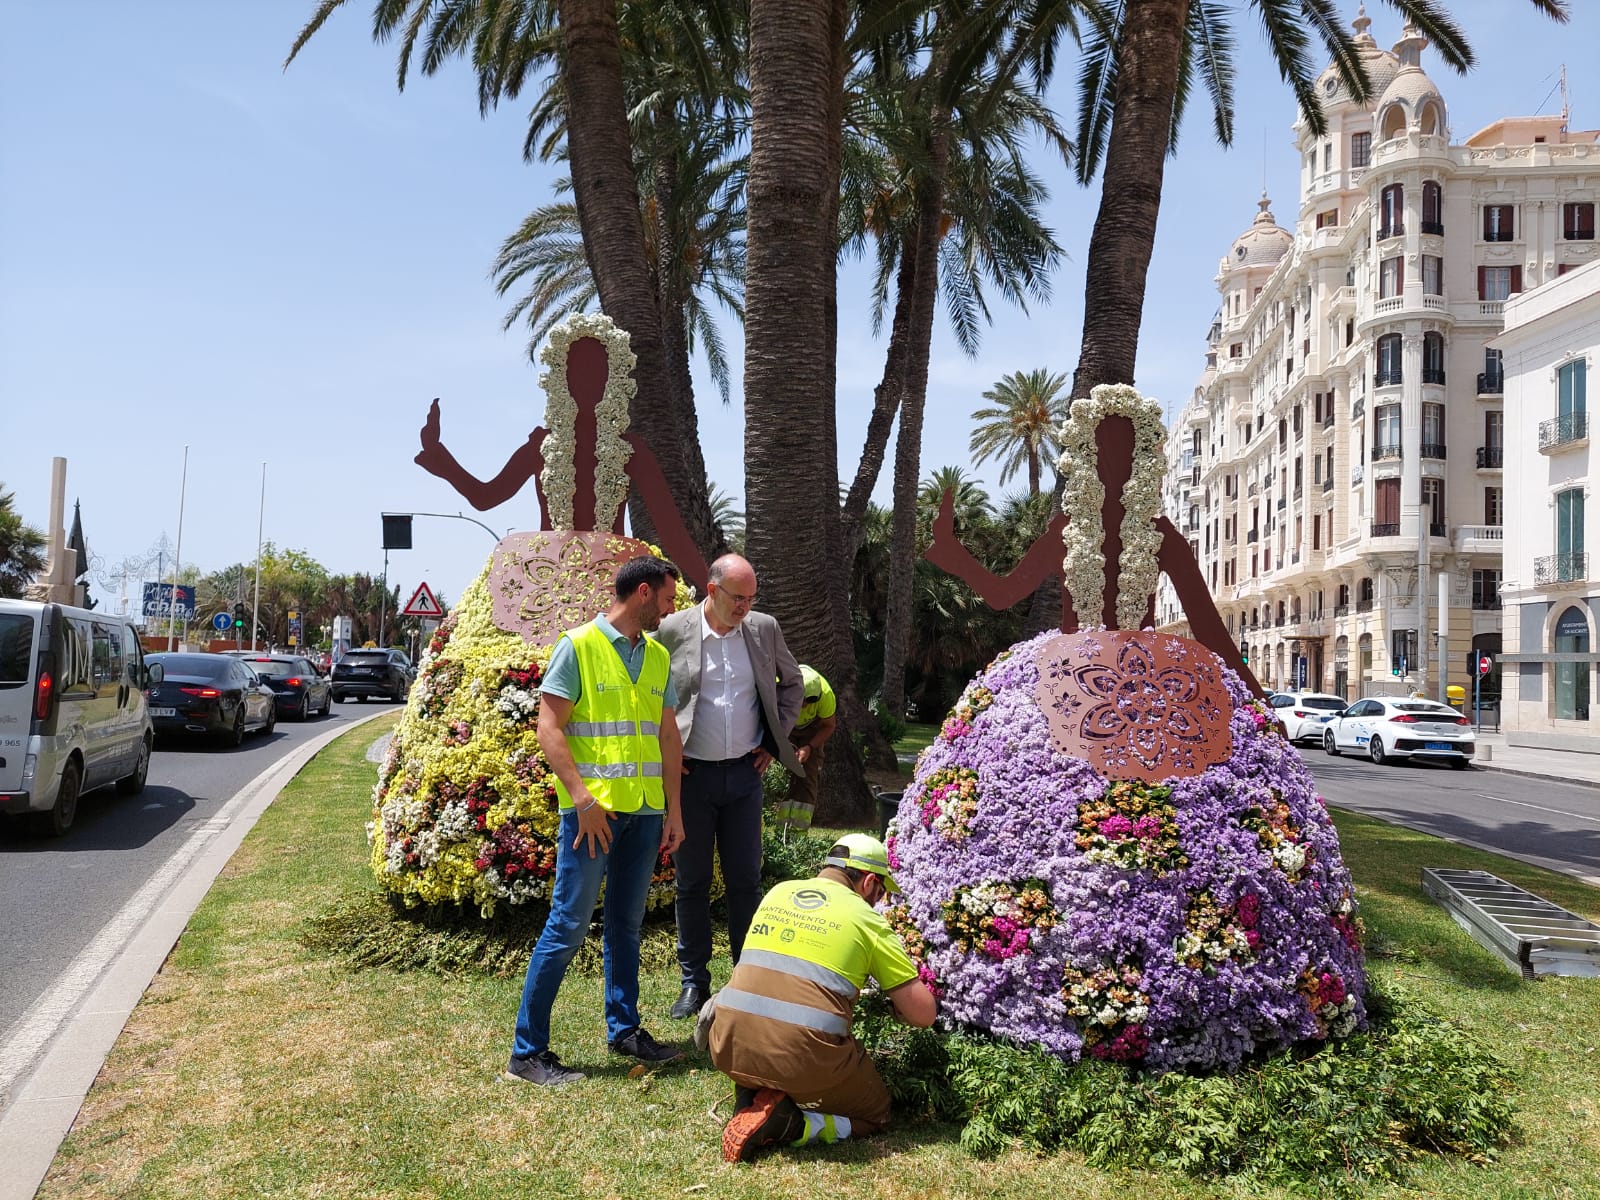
[1391,655,1406,678]
[1239,640,1249,665]
[233,603,246,630]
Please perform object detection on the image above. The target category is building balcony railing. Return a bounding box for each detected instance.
[1372,443,1403,462]
[1471,596,1502,611]
[1429,522,1449,538]
[1248,482,1260,497]
[1374,369,1402,388]
[1484,229,1515,243]
[1373,297,1403,317]
[1477,370,1503,396]
[1422,367,1446,385]
[1322,476,1334,492]
[1534,552,1589,587]
[1421,220,1445,236]
[1538,412,1589,452]
[1454,524,1504,551]
[1356,598,1375,613]
[1377,224,1404,241]
[1420,442,1447,459]
[1247,529,1260,543]
[1277,496,1287,510]
[1333,604,1350,617]
[1353,398,1366,421]
[1321,411,1335,430]
[1293,485,1303,500]
[1371,522,1401,538]
[1479,300,1505,318]
[1190,464,1201,485]
[1476,445,1503,469]
[1566,227,1596,241]
[1351,464,1365,485]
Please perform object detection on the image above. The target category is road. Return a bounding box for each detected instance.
[0,700,394,1079]
[1301,747,1600,885]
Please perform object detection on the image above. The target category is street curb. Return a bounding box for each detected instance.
[1473,761,1600,792]
[0,708,395,1200]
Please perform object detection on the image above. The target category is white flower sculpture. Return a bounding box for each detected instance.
[1056,384,1168,631]
[537,312,636,531]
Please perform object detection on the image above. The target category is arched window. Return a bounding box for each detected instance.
[1553,606,1591,721]
[1358,632,1374,674]
[1421,180,1443,234]
[1380,103,1406,140]
[1379,184,1404,239]
[1419,101,1444,137]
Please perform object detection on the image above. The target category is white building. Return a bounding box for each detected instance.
[1171,10,1599,702]
[1494,259,1600,748]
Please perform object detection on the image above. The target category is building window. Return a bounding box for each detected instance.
[1559,358,1588,421]
[1230,342,1242,359]
[1422,402,1446,457]
[1423,332,1446,384]
[1421,181,1444,234]
[1379,185,1404,239]
[1375,404,1402,458]
[1483,204,1516,242]
[1485,486,1503,527]
[1374,478,1401,535]
[1379,256,1404,298]
[1553,606,1591,721]
[1479,265,1521,301]
[1564,202,1595,241]
[1423,477,1446,533]
[1350,131,1371,168]
[1317,209,1339,229]
[1375,333,1403,386]
[1472,569,1501,610]
[1422,254,1443,296]
[1557,487,1586,561]
[1313,515,1321,549]
[1481,347,1504,394]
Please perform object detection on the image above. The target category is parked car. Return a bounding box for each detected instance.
[0,599,156,836]
[146,653,277,746]
[1267,691,1349,744]
[237,654,332,720]
[1322,696,1474,767]
[331,648,413,703]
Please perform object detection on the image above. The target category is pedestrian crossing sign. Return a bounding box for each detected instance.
[402,582,443,618]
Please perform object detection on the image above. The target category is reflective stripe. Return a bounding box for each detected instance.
[576,761,664,780]
[741,949,857,997]
[565,720,638,737]
[715,987,851,1037]
[639,721,660,736]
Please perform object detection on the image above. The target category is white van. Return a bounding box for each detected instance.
[0,600,158,836]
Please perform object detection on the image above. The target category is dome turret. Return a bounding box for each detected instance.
[1374,23,1446,138]
[1312,5,1400,110]
[1226,194,1293,271]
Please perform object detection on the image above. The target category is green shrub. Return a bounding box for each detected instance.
[760,823,832,888]
[855,976,1516,1193]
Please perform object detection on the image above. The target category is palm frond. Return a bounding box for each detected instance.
[1073,0,1125,185]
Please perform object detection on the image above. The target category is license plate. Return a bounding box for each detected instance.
[152,707,177,717]
[1425,741,1453,751]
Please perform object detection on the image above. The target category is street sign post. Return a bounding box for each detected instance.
[212,612,231,633]
[402,583,443,619]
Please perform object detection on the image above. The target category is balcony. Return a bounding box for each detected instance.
[1277,497,1287,511]
[1534,552,1590,587]
[1352,398,1365,421]
[1351,464,1365,484]
[1333,604,1350,617]
[1247,529,1260,543]
[1322,476,1334,493]
[1321,410,1335,430]
[1484,229,1515,243]
[1293,485,1303,500]
[1373,297,1403,317]
[1248,482,1260,497]
[1454,524,1504,554]
[1477,370,1503,396]
[1356,598,1375,613]
[1421,220,1445,236]
[1371,522,1401,538]
[1374,369,1402,388]
[1372,443,1403,463]
[1471,594,1502,611]
[1420,443,1447,460]
[1190,464,1201,485]
[1422,367,1446,385]
[1429,522,1449,538]
[1476,445,1503,469]
[1377,224,1404,241]
[1479,300,1505,318]
[1539,412,1589,452]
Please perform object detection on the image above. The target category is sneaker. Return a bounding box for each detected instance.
[609,1027,684,1064]
[505,1050,585,1087]
[722,1089,806,1162]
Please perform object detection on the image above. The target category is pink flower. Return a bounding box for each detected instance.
[1100,814,1135,838]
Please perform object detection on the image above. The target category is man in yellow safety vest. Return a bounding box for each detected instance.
[505,556,688,1086]
[775,665,837,833]
[700,833,937,1161]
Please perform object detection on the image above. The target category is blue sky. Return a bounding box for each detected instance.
[2,1,1592,617]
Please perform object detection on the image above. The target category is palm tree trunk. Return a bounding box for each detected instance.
[555,0,721,556]
[879,121,949,722]
[1071,0,1190,400]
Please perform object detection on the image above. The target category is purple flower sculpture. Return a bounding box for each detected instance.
[888,629,1366,1072]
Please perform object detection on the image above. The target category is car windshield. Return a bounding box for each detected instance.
[1300,697,1346,711]
[0,614,34,687]
[246,661,299,678]
[151,654,230,679]
[343,653,389,666]
[1394,703,1455,715]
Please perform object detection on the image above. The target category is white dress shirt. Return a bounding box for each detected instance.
[682,604,762,761]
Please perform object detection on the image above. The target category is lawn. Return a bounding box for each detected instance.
[40,716,1600,1200]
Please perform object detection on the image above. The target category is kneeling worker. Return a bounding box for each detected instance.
[704,833,936,1161]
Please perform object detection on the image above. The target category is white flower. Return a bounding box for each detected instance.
[537,313,637,531]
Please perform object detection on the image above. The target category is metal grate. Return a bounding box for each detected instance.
[1421,868,1600,978]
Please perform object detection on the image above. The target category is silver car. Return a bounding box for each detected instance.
[1323,696,1475,767]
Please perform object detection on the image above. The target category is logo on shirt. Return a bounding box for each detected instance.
[792,888,829,911]
[780,929,797,943]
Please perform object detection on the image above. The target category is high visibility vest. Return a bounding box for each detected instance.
[553,621,670,813]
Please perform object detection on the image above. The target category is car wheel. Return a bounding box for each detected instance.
[1324,729,1340,757]
[298,694,310,721]
[34,760,82,837]
[1450,757,1470,770]
[331,691,344,704]
[319,689,332,716]
[221,707,245,748]
[1369,736,1387,766]
[264,706,277,735]
[116,735,151,795]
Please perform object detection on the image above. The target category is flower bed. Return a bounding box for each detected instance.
[890,627,1367,1072]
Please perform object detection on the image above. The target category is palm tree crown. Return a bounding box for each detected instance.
[968,368,1069,495]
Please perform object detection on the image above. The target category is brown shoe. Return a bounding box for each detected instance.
[721,1088,805,1162]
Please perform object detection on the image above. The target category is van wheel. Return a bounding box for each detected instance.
[117,736,151,795]
[34,761,81,837]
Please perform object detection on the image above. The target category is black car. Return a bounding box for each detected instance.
[146,653,277,746]
[239,655,333,720]
[331,649,414,703]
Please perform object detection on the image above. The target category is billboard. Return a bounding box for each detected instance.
[141,582,196,623]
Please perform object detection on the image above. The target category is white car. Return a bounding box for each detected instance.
[1268,692,1349,744]
[1323,697,1475,767]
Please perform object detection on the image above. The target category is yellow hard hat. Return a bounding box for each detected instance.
[826,833,900,894]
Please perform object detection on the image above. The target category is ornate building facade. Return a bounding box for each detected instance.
[1161,11,1599,702]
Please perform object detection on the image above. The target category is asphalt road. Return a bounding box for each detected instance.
[0,699,395,1057]
[1300,745,1600,885]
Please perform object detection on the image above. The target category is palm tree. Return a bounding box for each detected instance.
[0,486,46,599]
[969,368,1070,495]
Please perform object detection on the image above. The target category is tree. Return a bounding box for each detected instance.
[969,368,1070,495]
[0,486,46,599]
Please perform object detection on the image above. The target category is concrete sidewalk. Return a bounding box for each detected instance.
[1473,732,1600,787]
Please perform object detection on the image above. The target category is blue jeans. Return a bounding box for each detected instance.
[511,807,663,1059]
[673,756,765,993]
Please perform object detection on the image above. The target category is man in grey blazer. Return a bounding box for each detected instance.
[655,553,803,1019]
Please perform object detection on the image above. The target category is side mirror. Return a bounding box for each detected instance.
[146,662,164,686]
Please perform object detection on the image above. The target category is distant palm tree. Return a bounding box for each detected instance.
[969,369,1069,496]
[706,483,745,554]
[0,486,46,599]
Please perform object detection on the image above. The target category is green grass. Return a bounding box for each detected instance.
[894,721,941,765]
[38,723,1600,1200]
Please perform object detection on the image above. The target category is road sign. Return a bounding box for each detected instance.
[212,611,232,632]
[1477,652,1493,676]
[402,583,443,618]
